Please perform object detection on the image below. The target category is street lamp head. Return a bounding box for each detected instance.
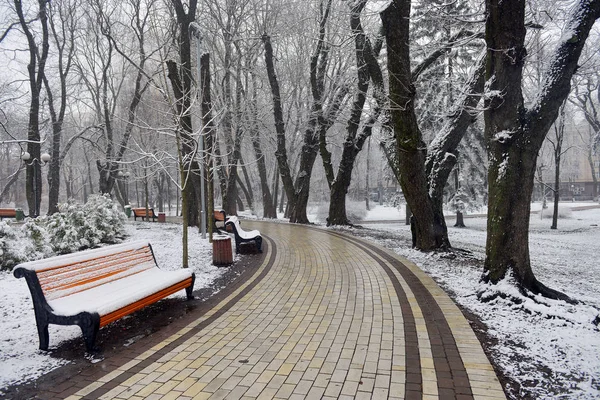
[21,152,31,161]
[40,153,51,163]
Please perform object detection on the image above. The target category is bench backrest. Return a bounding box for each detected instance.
[214,210,226,222]
[225,216,242,233]
[132,208,155,217]
[14,241,157,301]
[0,208,16,217]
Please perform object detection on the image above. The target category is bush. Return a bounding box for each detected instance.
[0,195,126,270]
[45,194,126,253]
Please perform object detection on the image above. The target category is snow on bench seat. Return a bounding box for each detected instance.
[225,216,262,253]
[13,240,195,352]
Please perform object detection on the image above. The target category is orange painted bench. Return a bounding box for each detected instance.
[0,208,16,220]
[214,210,226,231]
[13,241,195,352]
[132,207,157,221]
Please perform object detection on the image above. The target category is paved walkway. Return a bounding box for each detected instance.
[46,221,505,400]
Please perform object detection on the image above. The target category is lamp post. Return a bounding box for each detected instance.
[21,151,51,218]
[189,22,206,239]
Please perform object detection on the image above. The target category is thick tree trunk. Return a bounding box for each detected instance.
[483,0,599,300]
[455,212,465,228]
[381,1,446,250]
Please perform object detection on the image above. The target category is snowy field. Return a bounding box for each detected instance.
[0,222,224,392]
[354,202,600,399]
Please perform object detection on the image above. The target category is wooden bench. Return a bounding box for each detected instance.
[13,240,195,352]
[214,210,226,231]
[0,208,17,220]
[132,207,157,221]
[225,216,262,253]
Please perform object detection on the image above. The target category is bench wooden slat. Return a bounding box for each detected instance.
[132,208,157,221]
[99,277,194,327]
[38,249,155,298]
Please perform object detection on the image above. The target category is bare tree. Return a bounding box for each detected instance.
[482,0,599,299]
[14,0,50,217]
[570,73,600,200]
[44,0,77,214]
[380,0,485,249]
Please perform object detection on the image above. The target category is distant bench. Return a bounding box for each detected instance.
[0,208,16,220]
[132,207,157,222]
[214,210,226,231]
[13,240,195,352]
[225,216,262,253]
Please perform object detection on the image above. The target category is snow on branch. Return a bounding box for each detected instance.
[527,0,600,137]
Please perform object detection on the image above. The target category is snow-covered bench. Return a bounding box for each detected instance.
[225,216,262,253]
[13,240,195,352]
[214,210,227,231]
[132,207,157,221]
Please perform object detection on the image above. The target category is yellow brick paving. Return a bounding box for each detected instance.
[67,222,505,400]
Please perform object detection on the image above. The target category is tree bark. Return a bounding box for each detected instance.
[15,0,50,217]
[170,0,201,230]
[201,53,215,235]
[381,0,445,250]
[262,34,296,213]
[249,74,276,218]
[325,0,374,226]
[483,0,599,300]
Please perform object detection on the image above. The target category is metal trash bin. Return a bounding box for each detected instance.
[212,234,233,266]
[124,205,132,218]
[15,209,24,221]
[158,213,166,223]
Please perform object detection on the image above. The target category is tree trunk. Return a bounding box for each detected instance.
[201,53,215,235]
[262,34,296,212]
[365,138,370,211]
[250,118,276,218]
[589,148,599,200]
[16,0,50,217]
[381,1,446,250]
[326,1,371,226]
[239,157,254,211]
[483,0,599,300]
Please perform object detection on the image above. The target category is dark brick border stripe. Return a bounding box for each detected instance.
[298,226,421,399]
[77,236,277,400]
[323,228,474,400]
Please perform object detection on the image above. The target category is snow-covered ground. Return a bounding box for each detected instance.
[355,202,600,399]
[0,222,224,392]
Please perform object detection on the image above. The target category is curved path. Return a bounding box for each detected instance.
[57,221,504,400]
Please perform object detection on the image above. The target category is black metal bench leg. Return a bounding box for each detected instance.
[255,237,263,253]
[79,313,101,352]
[37,321,50,351]
[186,274,196,300]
